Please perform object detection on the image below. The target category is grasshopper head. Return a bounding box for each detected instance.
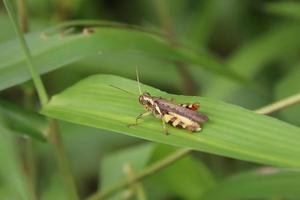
[138,92,153,107]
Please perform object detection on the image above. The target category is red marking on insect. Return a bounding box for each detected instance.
[191,103,200,111]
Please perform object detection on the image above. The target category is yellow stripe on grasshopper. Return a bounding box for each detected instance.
[163,114,173,123]
[169,112,200,131]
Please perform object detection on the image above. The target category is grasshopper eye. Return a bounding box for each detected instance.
[139,95,143,101]
[138,95,145,104]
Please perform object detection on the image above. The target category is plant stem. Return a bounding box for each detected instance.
[255,93,300,114]
[47,119,79,200]
[16,1,37,199]
[86,92,300,200]
[4,0,48,106]
[4,1,79,199]
[22,139,38,200]
[86,148,191,200]
[22,83,38,200]
[123,163,147,200]
[17,0,28,33]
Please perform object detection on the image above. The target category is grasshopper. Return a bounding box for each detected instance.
[112,69,208,135]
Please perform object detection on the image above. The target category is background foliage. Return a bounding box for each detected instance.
[0,0,300,199]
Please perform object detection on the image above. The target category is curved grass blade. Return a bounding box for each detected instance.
[0,26,241,91]
[41,75,300,167]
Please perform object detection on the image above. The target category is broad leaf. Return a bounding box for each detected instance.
[41,75,300,167]
[203,168,300,200]
[0,25,240,91]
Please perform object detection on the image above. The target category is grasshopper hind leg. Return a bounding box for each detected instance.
[162,114,177,135]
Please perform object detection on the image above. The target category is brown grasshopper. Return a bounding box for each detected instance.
[111,69,208,135]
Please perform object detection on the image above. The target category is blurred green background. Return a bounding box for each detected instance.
[0,0,300,199]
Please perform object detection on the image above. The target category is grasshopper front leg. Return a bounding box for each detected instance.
[128,111,152,127]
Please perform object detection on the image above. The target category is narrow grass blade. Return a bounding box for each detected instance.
[0,127,32,200]
[264,2,300,20]
[0,99,47,141]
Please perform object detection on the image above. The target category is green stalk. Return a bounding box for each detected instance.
[123,163,147,200]
[87,148,191,200]
[23,139,38,200]
[47,119,79,200]
[16,1,37,199]
[256,93,300,114]
[17,0,28,33]
[4,1,79,199]
[4,0,48,106]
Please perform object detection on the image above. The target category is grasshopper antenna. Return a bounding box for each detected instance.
[136,67,142,95]
[109,85,136,96]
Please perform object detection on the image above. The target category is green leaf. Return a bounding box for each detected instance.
[0,25,240,91]
[202,168,300,200]
[101,144,154,187]
[145,145,215,200]
[265,2,300,20]
[41,75,300,167]
[40,174,72,200]
[100,143,215,200]
[228,24,300,76]
[204,23,300,106]
[100,143,154,200]
[0,14,15,43]
[60,122,140,182]
[72,52,181,89]
[275,66,300,126]
[185,0,223,47]
[0,127,32,200]
[0,99,47,141]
